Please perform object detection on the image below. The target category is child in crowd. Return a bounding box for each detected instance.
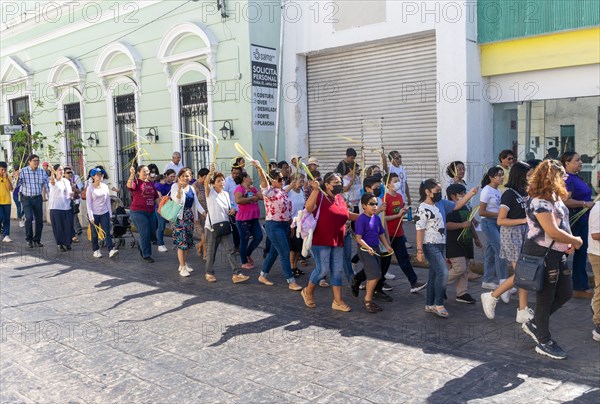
[355,192,393,313]
[445,184,481,304]
[382,173,427,294]
[415,179,478,318]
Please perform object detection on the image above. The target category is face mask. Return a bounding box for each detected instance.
[394,182,402,192]
[373,187,382,197]
[432,192,442,203]
[331,185,343,195]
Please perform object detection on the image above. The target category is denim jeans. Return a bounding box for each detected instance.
[156,212,167,246]
[570,218,590,291]
[343,232,354,282]
[130,210,156,259]
[310,245,345,287]
[22,195,43,243]
[481,218,508,283]
[261,221,295,283]
[91,212,114,251]
[423,244,448,306]
[0,204,11,236]
[381,235,418,287]
[236,218,263,264]
[12,192,22,219]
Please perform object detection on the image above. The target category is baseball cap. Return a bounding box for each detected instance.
[42,162,49,167]
[90,168,106,177]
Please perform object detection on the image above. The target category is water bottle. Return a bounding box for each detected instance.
[407,207,413,221]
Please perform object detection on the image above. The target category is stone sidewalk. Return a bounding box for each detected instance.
[1,222,599,403]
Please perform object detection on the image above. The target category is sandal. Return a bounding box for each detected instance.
[301,289,316,308]
[332,301,352,312]
[433,306,449,318]
[363,300,382,313]
[205,273,217,283]
[292,268,305,278]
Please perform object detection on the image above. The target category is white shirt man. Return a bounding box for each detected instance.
[164,152,184,174]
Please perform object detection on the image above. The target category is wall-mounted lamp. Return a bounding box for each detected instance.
[145,127,159,143]
[219,120,234,140]
[86,132,99,147]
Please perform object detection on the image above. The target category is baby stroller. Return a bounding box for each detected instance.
[111,196,138,249]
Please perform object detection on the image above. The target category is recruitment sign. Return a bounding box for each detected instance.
[251,44,278,132]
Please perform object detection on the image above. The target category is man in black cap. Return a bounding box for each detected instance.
[335,148,357,176]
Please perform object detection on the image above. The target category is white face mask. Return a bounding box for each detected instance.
[394,182,402,192]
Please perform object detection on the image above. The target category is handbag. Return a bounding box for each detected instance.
[514,219,561,292]
[207,193,233,237]
[160,199,182,222]
[157,191,172,215]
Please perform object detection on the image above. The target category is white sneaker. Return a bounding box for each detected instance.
[2,236,12,243]
[109,249,119,258]
[500,290,511,304]
[184,262,194,272]
[384,273,396,280]
[481,282,499,290]
[481,292,498,320]
[93,250,102,258]
[359,282,366,290]
[19,219,25,228]
[179,267,190,277]
[158,245,168,253]
[516,307,535,324]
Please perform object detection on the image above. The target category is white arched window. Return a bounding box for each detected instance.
[94,43,141,205]
[157,22,218,86]
[157,22,217,173]
[1,56,34,163]
[94,41,142,93]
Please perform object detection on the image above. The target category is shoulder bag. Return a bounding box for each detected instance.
[514,218,561,292]
[207,192,232,237]
[159,189,182,222]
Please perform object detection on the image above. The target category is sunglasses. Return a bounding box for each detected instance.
[65,171,72,174]
[274,177,284,182]
[367,202,378,206]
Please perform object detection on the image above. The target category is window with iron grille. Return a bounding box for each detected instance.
[9,97,31,160]
[179,82,209,175]
[114,94,136,206]
[63,102,84,176]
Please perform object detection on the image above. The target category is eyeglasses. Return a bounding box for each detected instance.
[31,159,40,162]
[65,171,72,174]
[506,157,514,161]
[367,202,378,206]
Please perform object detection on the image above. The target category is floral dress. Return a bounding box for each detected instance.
[172,187,195,250]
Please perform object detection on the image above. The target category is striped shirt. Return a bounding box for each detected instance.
[17,167,49,197]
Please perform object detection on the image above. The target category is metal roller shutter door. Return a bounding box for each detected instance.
[307,31,438,193]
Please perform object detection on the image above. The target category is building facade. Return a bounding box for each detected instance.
[281,0,599,194]
[1,0,283,206]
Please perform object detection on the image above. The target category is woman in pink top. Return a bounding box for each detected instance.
[252,160,302,291]
[234,172,263,269]
[127,165,159,263]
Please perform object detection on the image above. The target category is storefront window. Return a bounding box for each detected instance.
[493,96,600,194]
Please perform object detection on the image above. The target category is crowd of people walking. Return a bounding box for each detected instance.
[0,147,598,360]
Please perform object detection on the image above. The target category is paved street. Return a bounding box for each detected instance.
[1,222,599,403]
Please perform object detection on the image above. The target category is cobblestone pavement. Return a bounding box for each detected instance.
[1,223,599,403]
